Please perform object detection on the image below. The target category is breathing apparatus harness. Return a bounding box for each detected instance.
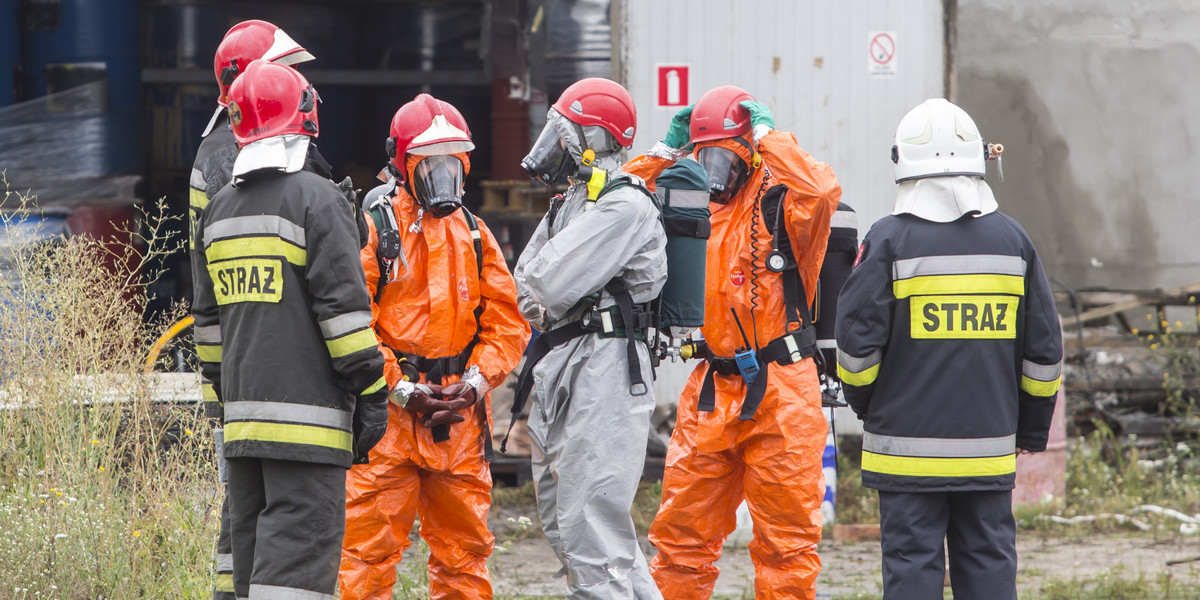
[502,174,659,454]
[366,192,495,461]
[692,156,847,421]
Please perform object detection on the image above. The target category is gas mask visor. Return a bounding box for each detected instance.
[521,122,576,186]
[696,145,749,204]
[412,155,465,218]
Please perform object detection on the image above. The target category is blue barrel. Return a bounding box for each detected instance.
[0,0,16,107]
[21,0,140,174]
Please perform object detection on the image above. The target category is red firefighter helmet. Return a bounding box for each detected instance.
[213,19,314,107]
[386,93,475,180]
[690,85,755,144]
[551,77,637,147]
[226,60,319,146]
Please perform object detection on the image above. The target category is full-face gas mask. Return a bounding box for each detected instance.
[521,122,576,186]
[411,155,466,218]
[696,145,750,204]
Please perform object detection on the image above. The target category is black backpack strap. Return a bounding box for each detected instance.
[761,184,814,331]
[605,277,649,397]
[459,207,494,461]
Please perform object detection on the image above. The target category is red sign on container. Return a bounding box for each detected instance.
[657,65,689,107]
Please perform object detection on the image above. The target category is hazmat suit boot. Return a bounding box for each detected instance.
[625,127,841,600]
[227,458,347,600]
[514,107,667,599]
[340,181,528,600]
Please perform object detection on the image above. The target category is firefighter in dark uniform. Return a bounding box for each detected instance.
[835,98,1062,600]
[192,60,388,600]
[188,20,313,599]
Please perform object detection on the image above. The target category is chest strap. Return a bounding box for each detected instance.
[501,279,652,453]
[697,327,817,420]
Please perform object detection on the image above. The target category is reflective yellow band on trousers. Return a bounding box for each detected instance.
[862,450,1016,477]
[206,236,306,267]
[202,383,219,403]
[1021,374,1061,397]
[215,573,234,593]
[326,328,379,358]
[224,421,352,452]
[893,274,1024,299]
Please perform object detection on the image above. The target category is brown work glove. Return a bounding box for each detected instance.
[419,381,478,429]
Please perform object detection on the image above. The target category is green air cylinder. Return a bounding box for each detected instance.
[654,158,711,335]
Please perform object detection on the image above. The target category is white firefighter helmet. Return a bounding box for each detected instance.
[892,98,985,183]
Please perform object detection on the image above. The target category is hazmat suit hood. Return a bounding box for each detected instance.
[892,175,998,223]
[523,109,626,186]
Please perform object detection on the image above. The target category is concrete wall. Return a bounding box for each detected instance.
[957,0,1200,290]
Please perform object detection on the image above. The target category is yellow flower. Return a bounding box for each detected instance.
[185,428,194,436]
[1151,343,1159,350]
[1131,328,1140,334]
[98,466,105,471]
[1176,321,1183,328]
[56,491,62,496]
[92,440,99,444]
[133,530,141,537]
[1147,334,1155,341]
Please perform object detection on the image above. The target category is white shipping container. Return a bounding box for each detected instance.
[614,0,948,230]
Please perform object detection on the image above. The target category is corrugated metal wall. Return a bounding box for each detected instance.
[616,0,946,230]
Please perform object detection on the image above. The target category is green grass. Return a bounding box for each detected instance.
[0,194,216,597]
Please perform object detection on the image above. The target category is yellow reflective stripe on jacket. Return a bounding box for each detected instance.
[838,362,879,387]
[893,274,1025,299]
[196,344,222,363]
[189,187,209,211]
[361,375,387,396]
[1021,374,1061,397]
[861,450,1016,478]
[224,421,352,452]
[326,328,379,358]
[206,236,306,267]
[837,348,882,387]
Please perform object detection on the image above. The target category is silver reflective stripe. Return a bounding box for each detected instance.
[223,401,352,431]
[190,168,207,189]
[659,188,710,209]
[892,254,1026,280]
[837,348,880,372]
[864,432,1016,458]
[318,311,373,340]
[248,584,333,600]
[830,208,857,229]
[194,325,222,345]
[216,553,233,572]
[1022,359,1062,382]
[816,339,838,350]
[203,215,307,248]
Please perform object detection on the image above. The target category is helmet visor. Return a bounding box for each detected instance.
[696,146,748,204]
[521,123,575,186]
[412,155,465,218]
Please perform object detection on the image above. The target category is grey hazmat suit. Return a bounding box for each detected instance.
[513,110,667,599]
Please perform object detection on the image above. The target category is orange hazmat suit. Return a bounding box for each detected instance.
[338,187,530,600]
[625,128,841,600]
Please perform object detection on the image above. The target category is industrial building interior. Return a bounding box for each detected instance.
[0,0,603,320]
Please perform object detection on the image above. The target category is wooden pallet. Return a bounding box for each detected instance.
[480,179,563,214]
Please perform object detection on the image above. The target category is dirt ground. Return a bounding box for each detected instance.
[480,505,1200,599]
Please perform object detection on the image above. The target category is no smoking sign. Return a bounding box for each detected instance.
[867,31,898,78]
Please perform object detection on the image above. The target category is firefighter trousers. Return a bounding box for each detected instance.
[878,490,1017,600]
[227,457,347,600]
[213,489,233,599]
